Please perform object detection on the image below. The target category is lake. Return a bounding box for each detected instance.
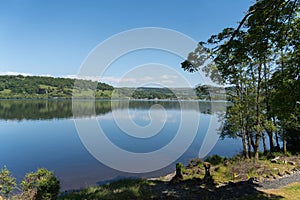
[0,99,243,190]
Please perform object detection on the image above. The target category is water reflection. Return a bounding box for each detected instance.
[0,99,227,120]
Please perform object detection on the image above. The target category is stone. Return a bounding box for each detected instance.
[288,161,296,166]
[285,170,291,175]
[214,166,220,172]
[292,167,299,173]
[278,172,284,177]
[248,177,255,183]
[189,158,202,166]
[224,159,229,166]
[271,156,280,163]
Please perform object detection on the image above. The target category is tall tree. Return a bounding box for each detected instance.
[182,0,300,162]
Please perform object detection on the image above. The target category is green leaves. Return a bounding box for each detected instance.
[21,168,60,200]
[0,166,16,197]
[0,166,60,200]
[183,0,300,158]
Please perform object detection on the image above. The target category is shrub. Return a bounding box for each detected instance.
[0,166,16,197]
[205,155,225,165]
[20,168,60,200]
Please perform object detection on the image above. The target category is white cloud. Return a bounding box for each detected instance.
[141,76,153,81]
[101,74,186,87]
[0,71,52,77]
[100,76,138,85]
[161,79,175,84]
[63,74,77,79]
[0,71,193,88]
[160,75,178,79]
[64,74,100,81]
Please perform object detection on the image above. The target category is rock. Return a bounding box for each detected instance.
[278,172,284,177]
[285,170,291,175]
[288,161,296,166]
[187,158,202,168]
[271,156,280,163]
[224,159,229,166]
[254,177,262,182]
[214,166,220,172]
[292,167,299,173]
[248,177,255,183]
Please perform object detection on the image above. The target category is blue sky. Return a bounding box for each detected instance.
[0,0,253,87]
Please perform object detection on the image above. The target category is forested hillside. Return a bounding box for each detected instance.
[113,87,198,100]
[0,75,113,99]
[0,75,227,100]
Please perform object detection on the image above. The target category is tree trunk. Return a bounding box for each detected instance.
[262,132,267,155]
[254,134,260,163]
[283,132,287,155]
[254,62,262,163]
[242,129,249,159]
[263,61,275,152]
[275,131,280,150]
[247,132,252,158]
[250,133,255,152]
[267,130,275,152]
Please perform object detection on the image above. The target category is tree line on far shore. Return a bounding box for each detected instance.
[0,75,208,100]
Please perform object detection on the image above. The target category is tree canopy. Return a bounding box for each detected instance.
[182,0,300,162]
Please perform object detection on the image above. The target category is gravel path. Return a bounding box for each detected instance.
[258,172,300,190]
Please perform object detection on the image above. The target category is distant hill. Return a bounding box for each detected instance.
[0,75,113,99]
[0,75,227,100]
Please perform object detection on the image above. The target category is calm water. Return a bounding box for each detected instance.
[0,99,242,190]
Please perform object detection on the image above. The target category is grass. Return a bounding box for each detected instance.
[56,153,300,200]
[0,89,11,94]
[205,154,298,185]
[260,182,300,200]
[38,84,57,90]
[59,179,154,200]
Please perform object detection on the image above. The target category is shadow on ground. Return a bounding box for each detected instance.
[149,177,283,200]
[59,177,284,200]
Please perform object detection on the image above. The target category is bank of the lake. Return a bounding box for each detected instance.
[58,153,300,200]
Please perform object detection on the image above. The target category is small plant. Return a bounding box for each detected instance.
[286,151,292,157]
[0,166,16,198]
[21,168,60,200]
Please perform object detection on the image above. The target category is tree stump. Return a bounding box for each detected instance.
[203,162,211,177]
[175,163,183,179]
